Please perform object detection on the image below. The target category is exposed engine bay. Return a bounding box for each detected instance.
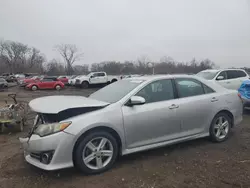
[38,106,105,123]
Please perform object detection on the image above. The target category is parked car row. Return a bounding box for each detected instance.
[20,74,243,175]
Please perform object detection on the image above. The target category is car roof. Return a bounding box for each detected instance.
[126,74,201,81]
[200,68,246,72]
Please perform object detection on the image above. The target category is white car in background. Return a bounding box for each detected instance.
[197,69,249,90]
[68,75,82,86]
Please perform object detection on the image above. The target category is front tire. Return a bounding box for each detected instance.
[31,85,38,91]
[74,131,118,174]
[81,81,89,89]
[55,85,61,90]
[209,112,232,142]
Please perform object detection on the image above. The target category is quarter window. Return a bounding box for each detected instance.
[175,78,204,98]
[236,70,247,78]
[136,79,175,103]
[203,84,214,94]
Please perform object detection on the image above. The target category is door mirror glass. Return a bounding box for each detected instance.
[129,96,145,105]
[217,76,224,80]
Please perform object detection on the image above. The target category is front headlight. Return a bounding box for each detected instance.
[34,122,71,137]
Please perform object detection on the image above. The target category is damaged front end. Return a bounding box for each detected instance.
[19,96,109,169]
[27,106,105,138]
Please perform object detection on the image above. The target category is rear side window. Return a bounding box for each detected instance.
[175,78,204,98]
[97,73,105,77]
[236,70,247,78]
[226,70,238,79]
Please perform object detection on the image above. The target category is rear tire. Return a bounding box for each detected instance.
[209,112,232,142]
[74,131,118,174]
[31,85,38,91]
[55,85,61,90]
[81,81,89,89]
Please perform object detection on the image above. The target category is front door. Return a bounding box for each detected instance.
[89,73,99,84]
[122,79,181,149]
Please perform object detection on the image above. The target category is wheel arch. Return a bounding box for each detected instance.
[214,110,234,127]
[111,79,117,83]
[72,126,123,165]
[31,84,39,89]
[81,80,89,84]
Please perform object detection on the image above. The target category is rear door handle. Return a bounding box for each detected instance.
[211,97,218,102]
[168,104,179,109]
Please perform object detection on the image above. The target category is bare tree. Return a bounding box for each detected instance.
[27,47,46,74]
[0,40,29,73]
[55,44,83,75]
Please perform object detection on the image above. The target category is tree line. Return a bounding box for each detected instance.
[0,39,218,76]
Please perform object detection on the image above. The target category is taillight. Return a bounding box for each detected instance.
[238,93,243,103]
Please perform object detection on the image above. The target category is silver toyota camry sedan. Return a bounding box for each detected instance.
[20,75,243,174]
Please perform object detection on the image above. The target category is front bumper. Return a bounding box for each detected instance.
[19,131,75,171]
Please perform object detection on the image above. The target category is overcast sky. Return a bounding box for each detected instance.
[0,0,250,67]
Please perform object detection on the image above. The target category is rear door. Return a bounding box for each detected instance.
[173,78,218,136]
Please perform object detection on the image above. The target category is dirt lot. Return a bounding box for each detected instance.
[1,86,250,188]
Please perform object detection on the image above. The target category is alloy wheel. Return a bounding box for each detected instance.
[213,116,229,140]
[82,137,114,170]
[55,85,61,90]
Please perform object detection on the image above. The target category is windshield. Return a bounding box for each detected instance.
[196,71,219,80]
[89,79,144,103]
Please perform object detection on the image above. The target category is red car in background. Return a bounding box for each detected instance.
[26,77,64,91]
[18,76,43,87]
[57,76,69,84]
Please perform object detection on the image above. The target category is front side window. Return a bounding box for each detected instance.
[216,71,227,80]
[136,79,175,104]
[42,78,54,82]
[176,78,204,98]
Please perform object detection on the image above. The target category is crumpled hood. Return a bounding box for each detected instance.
[29,95,109,114]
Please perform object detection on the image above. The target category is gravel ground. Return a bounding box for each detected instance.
[1,86,250,188]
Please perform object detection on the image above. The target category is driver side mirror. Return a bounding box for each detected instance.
[90,75,94,78]
[128,96,146,106]
[217,76,224,80]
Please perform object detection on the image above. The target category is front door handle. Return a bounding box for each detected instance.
[226,81,231,84]
[211,97,218,102]
[168,104,179,109]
